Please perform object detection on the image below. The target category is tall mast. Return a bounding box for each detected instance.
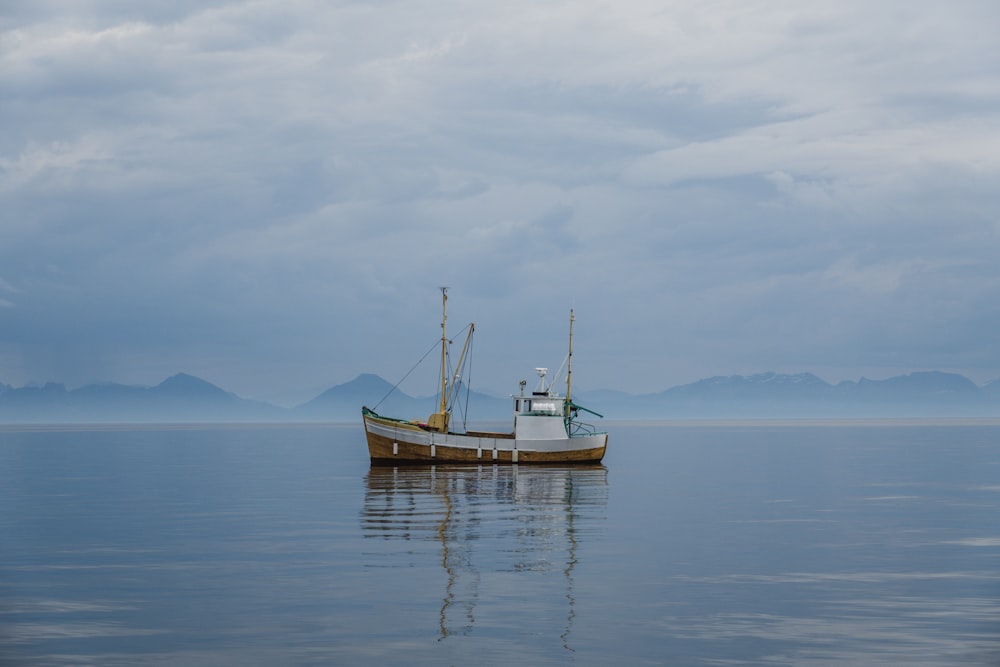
[426,287,451,433]
[566,309,575,414]
[439,287,448,416]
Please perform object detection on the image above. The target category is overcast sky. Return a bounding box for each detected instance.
[2,1,999,405]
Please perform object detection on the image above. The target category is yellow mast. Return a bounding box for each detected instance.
[428,287,450,432]
[439,287,448,416]
[565,309,575,416]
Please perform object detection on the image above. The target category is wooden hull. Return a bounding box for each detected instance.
[363,412,607,464]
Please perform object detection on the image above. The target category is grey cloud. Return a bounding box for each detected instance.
[2,1,999,399]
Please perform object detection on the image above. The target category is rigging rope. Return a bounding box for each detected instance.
[374,323,475,415]
[459,333,474,429]
[442,323,474,427]
[372,338,441,411]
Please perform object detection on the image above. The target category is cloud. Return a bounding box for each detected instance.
[2,0,999,399]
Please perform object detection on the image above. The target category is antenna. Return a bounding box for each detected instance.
[535,367,548,392]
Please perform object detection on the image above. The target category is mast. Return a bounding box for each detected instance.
[428,287,450,433]
[566,309,575,415]
[439,287,448,416]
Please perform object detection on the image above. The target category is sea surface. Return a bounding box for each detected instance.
[1,422,999,666]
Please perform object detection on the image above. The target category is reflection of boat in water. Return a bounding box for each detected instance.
[361,464,609,645]
[362,288,608,464]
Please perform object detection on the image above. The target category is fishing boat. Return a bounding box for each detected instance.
[362,288,608,464]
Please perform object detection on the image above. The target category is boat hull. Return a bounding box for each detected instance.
[363,412,607,464]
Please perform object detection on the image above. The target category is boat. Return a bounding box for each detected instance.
[362,288,608,464]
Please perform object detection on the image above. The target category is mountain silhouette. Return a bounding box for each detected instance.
[295,373,510,422]
[2,370,999,423]
[0,373,282,423]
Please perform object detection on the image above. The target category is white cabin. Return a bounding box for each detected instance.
[512,367,569,440]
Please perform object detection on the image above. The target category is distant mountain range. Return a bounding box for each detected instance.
[0,373,285,423]
[2,370,1000,424]
[598,371,1000,419]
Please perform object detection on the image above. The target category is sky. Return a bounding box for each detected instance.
[2,0,999,406]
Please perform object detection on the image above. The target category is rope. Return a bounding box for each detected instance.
[442,324,474,428]
[372,338,441,411]
[374,323,475,421]
[460,333,474,429]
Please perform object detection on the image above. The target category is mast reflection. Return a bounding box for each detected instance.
[361,464,608,646]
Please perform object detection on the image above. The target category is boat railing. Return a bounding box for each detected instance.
[565,400,604,437]
[566,418,601,437]
[362,406,411,424]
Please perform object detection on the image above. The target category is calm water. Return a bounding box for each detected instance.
[1,422,999,666]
